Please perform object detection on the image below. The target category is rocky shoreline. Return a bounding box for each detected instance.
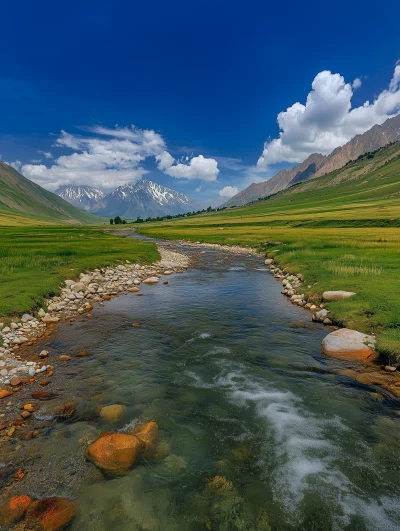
[0,246,189,388]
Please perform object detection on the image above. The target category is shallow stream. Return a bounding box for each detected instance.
[3,239,400,530]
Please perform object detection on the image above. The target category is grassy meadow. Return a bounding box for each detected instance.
[0,226,158,318]
[137,144,400,361]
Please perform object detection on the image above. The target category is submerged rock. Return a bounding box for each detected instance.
[99,404,126,423]
[0,495,33,526]
[321,328,376,361]
[25,497,76,531]
[206,475,234,494]
[86,422,159,475]
[132,421,159,458]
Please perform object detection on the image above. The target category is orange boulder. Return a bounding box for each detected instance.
[86,433,144,476]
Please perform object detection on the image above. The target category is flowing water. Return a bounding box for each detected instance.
[4,240,400,530]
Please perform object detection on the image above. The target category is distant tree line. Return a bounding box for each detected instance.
[109,216,127,225]
[133,205,229,224]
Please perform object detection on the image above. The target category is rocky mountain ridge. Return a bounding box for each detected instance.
[223,113,400,207]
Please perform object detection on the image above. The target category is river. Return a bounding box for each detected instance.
[4,238,400,530]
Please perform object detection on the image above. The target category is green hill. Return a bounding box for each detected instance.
[0,161,100,225]
[138,142,400,360]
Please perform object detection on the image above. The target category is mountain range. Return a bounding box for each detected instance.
[56,179,223,219]
[55,185,105,211]
[223,113,400,207]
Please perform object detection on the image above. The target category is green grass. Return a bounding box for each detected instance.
[137,142,400,361]
[0,226,158,317]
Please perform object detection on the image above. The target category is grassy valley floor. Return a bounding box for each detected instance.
[0,226,158,318]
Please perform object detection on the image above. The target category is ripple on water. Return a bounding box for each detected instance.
[186,358,400,530]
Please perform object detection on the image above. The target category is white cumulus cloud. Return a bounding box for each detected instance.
[20,125,219,190]
[256,64,400,171]
[219,185,239,198]
[156,150,175,171]
[164,154,219,182]
[22,127,156,190]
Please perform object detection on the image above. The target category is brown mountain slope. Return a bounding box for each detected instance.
[224,113,400,207]
[314,113,400,177]
[223,153,326,207]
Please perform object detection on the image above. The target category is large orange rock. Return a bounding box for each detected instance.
[86,433,144,476]
[132,422,159,458]
[25,497,75,531]
[0,495,33,526]
[321,328,376,361]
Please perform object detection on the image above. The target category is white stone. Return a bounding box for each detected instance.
[143,277,159,284]
[322,291,356,301]
[321,329,376,360]
[315,309,329,320]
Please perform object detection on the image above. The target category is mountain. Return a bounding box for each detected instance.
[55,184,105,211]
[224,113,400,207]
[223,153,327,208]
[313,113,400,178]
[0,161,99,224]
[94,179,203,219]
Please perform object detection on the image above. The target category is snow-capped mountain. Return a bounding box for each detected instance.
[55,185,105,211]
[94,179,203,218]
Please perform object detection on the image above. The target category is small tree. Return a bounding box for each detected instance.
[114,216,122,225]
[110,218,114,225]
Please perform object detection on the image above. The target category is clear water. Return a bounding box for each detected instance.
[7,242,400,530]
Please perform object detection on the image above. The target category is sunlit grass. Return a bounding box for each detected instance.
[0,227,158,317]
[326,261,383,277]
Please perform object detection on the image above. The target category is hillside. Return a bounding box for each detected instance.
[224,113,400,207]
[0,162,99,225]
[137,141,400,359]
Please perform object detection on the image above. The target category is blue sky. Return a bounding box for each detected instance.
[0,0,399,200]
